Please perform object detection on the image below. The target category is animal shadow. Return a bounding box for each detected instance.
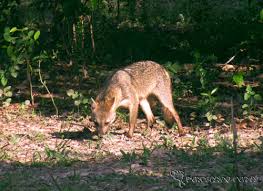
[51,128,95,140]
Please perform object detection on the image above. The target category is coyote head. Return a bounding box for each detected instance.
[91,96,116,136]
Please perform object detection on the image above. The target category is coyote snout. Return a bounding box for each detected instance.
[91,61,184,138]
[91,97,117,136]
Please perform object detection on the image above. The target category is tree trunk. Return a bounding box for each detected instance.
[88,15,96,56]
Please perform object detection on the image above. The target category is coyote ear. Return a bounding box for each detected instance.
[105,97,116,109]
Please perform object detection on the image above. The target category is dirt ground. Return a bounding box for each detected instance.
[0,104,263,191]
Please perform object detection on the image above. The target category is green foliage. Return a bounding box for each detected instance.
[165,61,193,98]
[3,26,40,65]
[204,112,217,123]
[67,89,89,113]
[44,145,73,166]
[215,136,234,156]
[260,9,263,21]
[242,85,262,116]
[232,73,245,87]
[0,71,8,87]
[196,137,214,157]
[193,52,218,91]
[199,87,218,122]
[34,30,40,40]
[140,146,152,166]
[1,26,41,104]
[165,61,181,76]
[1,0,262,68]
[120,149,137,173]
[191,52,221,123]
[62,0,81,17]
[231,71,262,118]
[116,109,129,123]
[0,174,10,191]
[120,150,137,163]
[161,135,174,149]
[0,86,12,107]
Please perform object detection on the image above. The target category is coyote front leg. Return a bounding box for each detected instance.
[127,102,139,138]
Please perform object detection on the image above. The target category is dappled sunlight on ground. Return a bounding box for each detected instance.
[0,106,263,190]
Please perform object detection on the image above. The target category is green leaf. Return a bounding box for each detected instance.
[1,76,7,86]
[74,100,81,106]
[79,93,83,98]
[244,93,250,101]
[3,98,11,107]
[34,30,40,40]
[260,9,263,21]
[211,87,218,95]
[10,27,17,33]
[22,27,29,31]
[243,110,248,115]
[3,33,13,42]
[72,93,79,99]
[91,0,98,10]
[28,30,35,37]
[7,46,13,57]
[201,93,209,96]
[246,85,252,93]
[205,112,213,122]
[254,94,262,101]
[207,115,213,122]
[82,98,89,104]
[232,73,244,87]
[35,51,48,60]
[4,86,11,92]
[66,89,74,96]
[165,62,180,74]
[4,91,12,97]
[5,98,11,103]
[10,71,18,78]
[194,51,201,62]
[29,39,34,45]
[242,104,248,109]
[14,65,20,70]
[212,115,217,120]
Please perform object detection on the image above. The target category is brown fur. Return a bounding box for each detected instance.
[91,61,184,137]
[162,107,175,126]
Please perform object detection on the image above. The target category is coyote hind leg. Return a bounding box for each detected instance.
[139,99,155,128]
[152,85,184,135]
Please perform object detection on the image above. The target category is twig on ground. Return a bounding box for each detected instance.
[223,49,246,65]
[38,60,59,116]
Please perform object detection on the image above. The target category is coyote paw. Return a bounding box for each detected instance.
[147,117,156,128]
[126,131,134,138]
[178,127,189,136]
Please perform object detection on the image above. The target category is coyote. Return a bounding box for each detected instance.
[91,61,184,138]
